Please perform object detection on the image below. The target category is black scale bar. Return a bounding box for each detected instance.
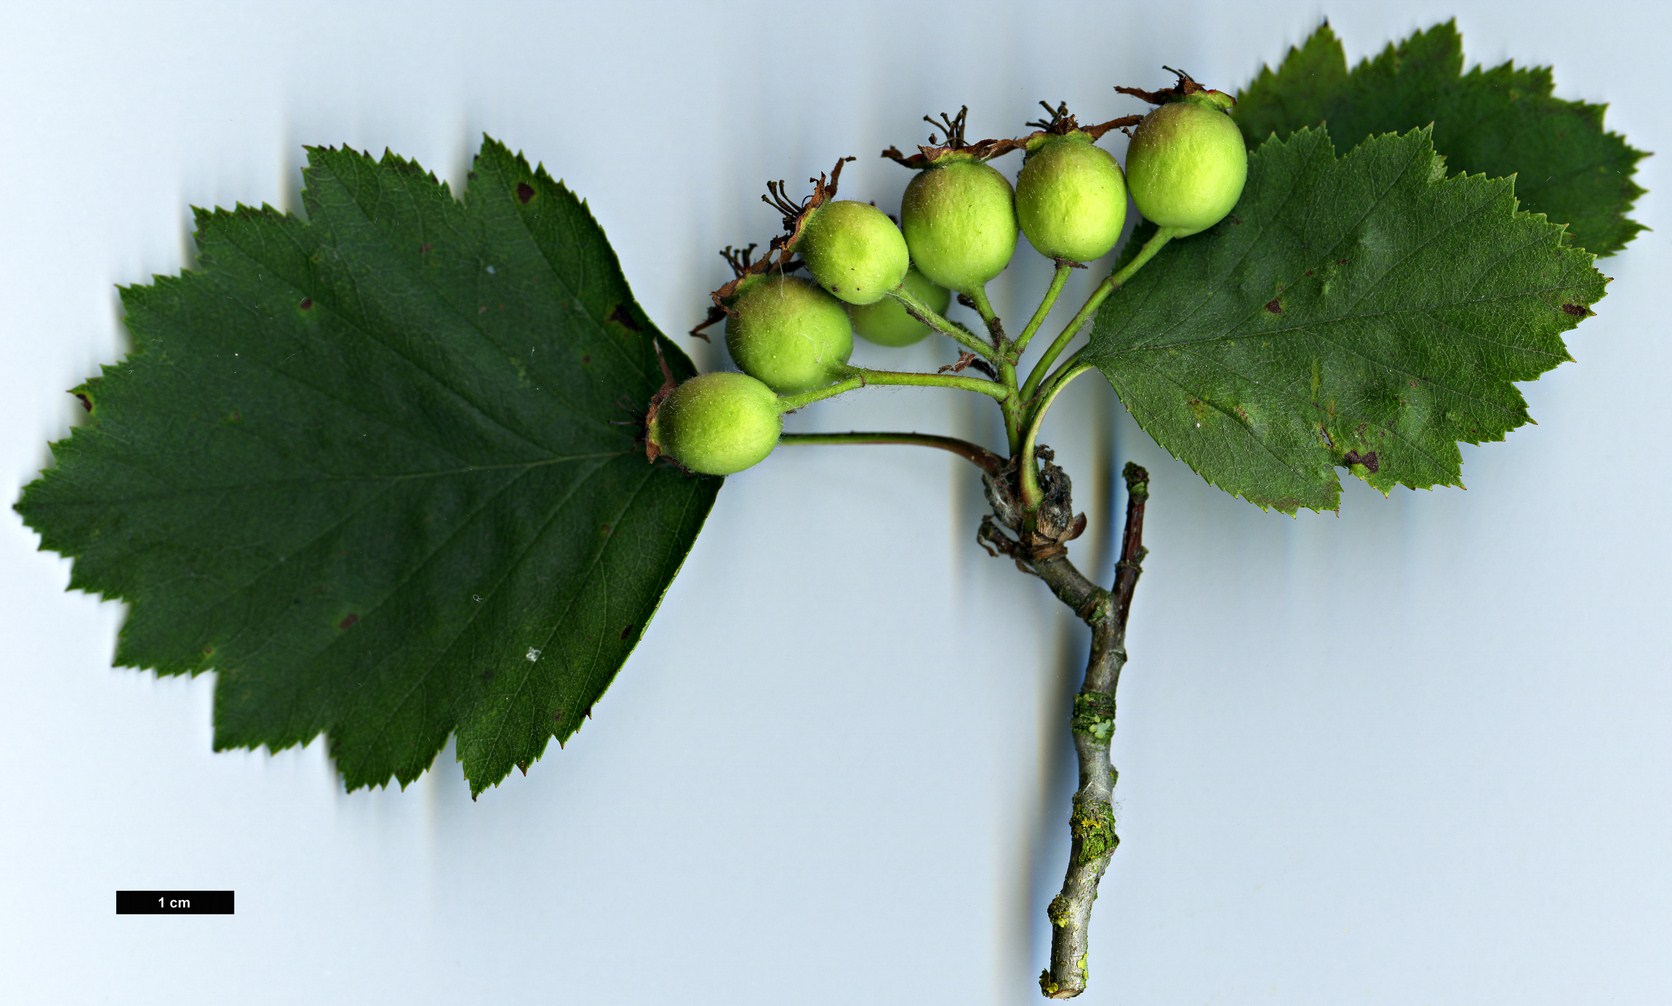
[116,890,235,915]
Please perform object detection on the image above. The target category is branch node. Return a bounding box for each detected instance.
[979,448,1083,567]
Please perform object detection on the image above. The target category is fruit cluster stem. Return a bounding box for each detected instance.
[774,366,1007,413]
[1000,360,1026,457]
[1035,463,1149,999]
[841,366,1010,401]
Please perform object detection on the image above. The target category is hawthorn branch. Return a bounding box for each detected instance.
[979,452,1150,998]
[1037,462,1149,999]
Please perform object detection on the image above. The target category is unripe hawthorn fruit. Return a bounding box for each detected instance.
[646,372,781,476]
[724,274,853,394]
[1124,96,1247,237]
[846,267,950,347]
[797,200,910,305]
[1015,134,1128,262]
[900,155,1018,294]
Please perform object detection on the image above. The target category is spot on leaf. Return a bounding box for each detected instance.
[515,181,535,204]
[1343,450,1380,473]
[608,304,641,332]
[338,613,360,630]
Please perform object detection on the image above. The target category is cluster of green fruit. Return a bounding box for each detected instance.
[645,88,1247,476]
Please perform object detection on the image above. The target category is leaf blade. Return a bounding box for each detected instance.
[1087,128,1604,512]
[17,138,717,795]
[1236,21,1648,256]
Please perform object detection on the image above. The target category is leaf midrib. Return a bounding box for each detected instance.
[33,452,630,506]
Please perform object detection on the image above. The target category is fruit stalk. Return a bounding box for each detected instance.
[1020,228,1174,404]
[888,282,1000,361]
[1011,263,1073,357]
[1037,463,1149,999]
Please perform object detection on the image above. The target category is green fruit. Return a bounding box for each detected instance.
[1124,97,1247,237]
[900,156,1018,294]
[846,267,950,347]
[1015,134,1128,262]
[646,372,782,476]
[797,200,910,306]
[724,275,853,393]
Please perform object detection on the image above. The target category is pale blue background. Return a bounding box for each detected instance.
[4,1,1669,1003]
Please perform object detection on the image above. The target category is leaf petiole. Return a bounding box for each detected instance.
[1017,360,1093,509]
[1030,345,1089,412]
[779,430,1003,474]
[1020,228,1175,404]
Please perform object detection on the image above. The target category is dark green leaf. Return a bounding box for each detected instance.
[16,138,718,795]
[1086,128,1605,513]
[1235,21,1647,256]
